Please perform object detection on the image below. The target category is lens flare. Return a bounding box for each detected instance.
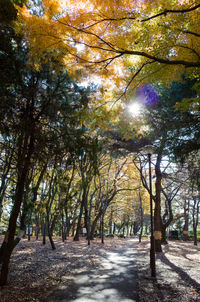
[136,84,158,105]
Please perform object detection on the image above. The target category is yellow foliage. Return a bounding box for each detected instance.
[16,0,200,106]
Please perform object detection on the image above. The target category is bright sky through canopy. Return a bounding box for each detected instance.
[128,102,142,117]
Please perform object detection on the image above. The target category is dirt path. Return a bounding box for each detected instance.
[43,239,138,302]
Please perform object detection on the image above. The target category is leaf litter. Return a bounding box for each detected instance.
[0,236,200,302]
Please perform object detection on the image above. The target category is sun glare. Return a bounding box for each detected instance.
[128,102,142,117]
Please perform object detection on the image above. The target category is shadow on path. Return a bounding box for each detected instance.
[44,240,138,302]
[158,253,200,294]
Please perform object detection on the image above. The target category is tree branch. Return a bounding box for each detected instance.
[120,50,200,67]
[82,16,136,30]
[141,4,200,22]
[113,60,155,104]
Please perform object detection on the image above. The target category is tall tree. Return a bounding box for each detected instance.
[0,0,92,283]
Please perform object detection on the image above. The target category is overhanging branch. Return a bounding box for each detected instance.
[141,4,200,22]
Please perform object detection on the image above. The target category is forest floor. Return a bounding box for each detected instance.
[0,236,200,302]
[134,239,200,302]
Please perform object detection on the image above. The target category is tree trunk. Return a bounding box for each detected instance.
[154,153,163,253]
[0,179,28,285]
[101,212,104,244]
[192,199,199,246]
[183,200,189,241]
[0,133,34,286]
[35,214,40,240]
[90,210,102,240]
[50,214,58,237]
[42,222,46,245]
[113,223,116,235]
[87,195,93,246]
[0,198,27,264]
[161,224,168,245]
[139,192,143,243]
[74,197,85,241]
[133,222,138,235]
[109,206,113,235]
[47,215,56,250]
[28,223,31,241]
[193,226,197,246]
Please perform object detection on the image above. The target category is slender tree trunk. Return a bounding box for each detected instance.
[47,215,56,250]
[84,202,88,236]
[28,223,31,241]
[74,197,85,241]
[42,221,46,245]
[192,199,199,246]
[154,153,163,253]
[0,148,14,223]
[101,212,104,244]
[50,214,58,236]
[90,209,102,239]
[194,226,197,246]
[130,224,133,236]
[133,222,138,235]
[109,206,113,235]
[113,223,116,235]
[183,200,189,241]
[59,198,66,242]
[35,225,39,240]
[139,192,143,243]
[35,214,40,240]
[161,224,167,244]
[126,225,129,236]
[87,195,93,246]
[71,218,76,237]
[63,208,68,241]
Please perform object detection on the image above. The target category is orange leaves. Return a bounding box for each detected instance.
[43,0,61,18]
[16,0,200,97]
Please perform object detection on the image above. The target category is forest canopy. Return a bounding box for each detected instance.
[16,0,200,103]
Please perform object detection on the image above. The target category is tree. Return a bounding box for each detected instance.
[0,0,94,282]
[17,1,200,103]
[112,77,197,251]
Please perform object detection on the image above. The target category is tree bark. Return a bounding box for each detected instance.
[0,132,34,286]
[139,193,143,243]
[192,198,199,246]
[74,196,85,241]
[154,153,163,253]
[42,221,46,245]
[47,215,56,250]
[183,200,189,241]
[101,212,104,244]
